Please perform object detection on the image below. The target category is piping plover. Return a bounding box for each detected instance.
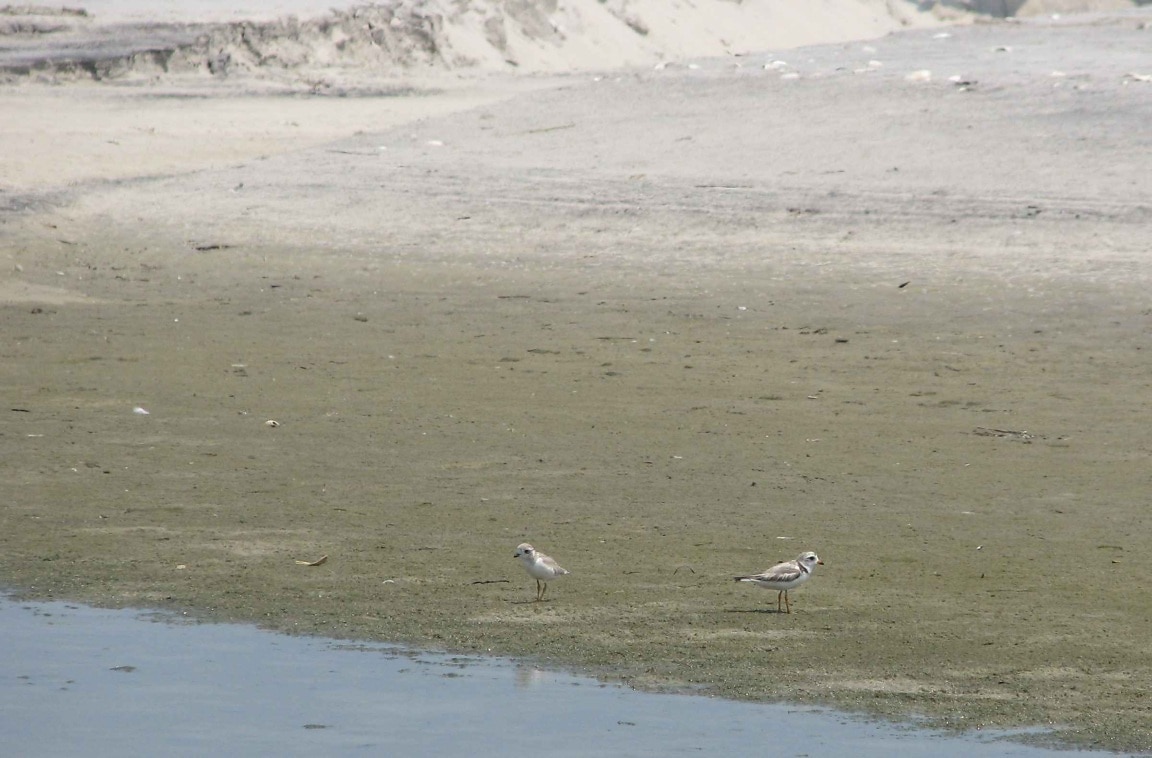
[734,551,823,614]
[514,543,570,601]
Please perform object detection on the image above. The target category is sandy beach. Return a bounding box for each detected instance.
[2,1,1151,752]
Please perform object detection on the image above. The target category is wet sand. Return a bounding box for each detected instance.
[2,8,1152,754]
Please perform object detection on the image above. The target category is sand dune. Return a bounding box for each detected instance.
[3,0,955,80]
[6,0,1145,82]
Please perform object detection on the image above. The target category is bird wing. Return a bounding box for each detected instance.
[753,561,802,584]
[539,555,569,575]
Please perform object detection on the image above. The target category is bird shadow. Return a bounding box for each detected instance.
[722,607,791,615]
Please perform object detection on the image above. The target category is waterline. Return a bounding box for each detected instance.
[0,596,1107,757]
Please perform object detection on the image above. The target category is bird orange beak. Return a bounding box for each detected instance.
[818,560,824,565]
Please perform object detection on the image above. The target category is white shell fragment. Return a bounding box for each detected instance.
[264,419,280,427]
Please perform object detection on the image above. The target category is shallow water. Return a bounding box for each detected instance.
[0,596,1116,757]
